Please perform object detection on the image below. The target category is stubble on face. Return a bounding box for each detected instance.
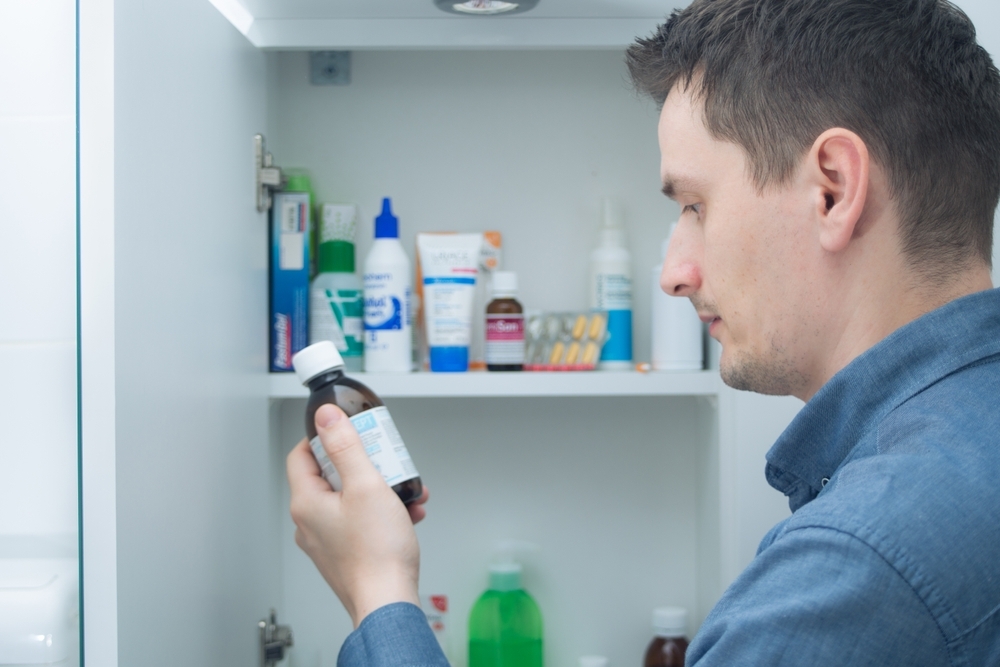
[690,294,807,396]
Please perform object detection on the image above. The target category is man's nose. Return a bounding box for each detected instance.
[660,226,702,297]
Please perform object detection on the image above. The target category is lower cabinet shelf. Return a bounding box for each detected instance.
[268,370,722,399]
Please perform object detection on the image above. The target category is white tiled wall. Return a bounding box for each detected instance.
[0,0,78,537]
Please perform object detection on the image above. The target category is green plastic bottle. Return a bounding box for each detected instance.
[468,563,543,667]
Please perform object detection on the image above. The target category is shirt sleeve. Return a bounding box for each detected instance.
[688,526,949,667]
[337,602,450,667]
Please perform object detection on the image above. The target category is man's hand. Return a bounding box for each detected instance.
[287,403,430,627]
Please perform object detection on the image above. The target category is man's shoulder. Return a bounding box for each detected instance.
[773,362,1000,647]
[880,350,1000,452]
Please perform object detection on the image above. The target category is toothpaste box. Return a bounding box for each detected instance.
[270,191,311,372]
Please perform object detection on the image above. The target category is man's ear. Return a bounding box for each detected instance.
[807,128,869,253]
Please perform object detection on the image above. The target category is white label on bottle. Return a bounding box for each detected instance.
[364,272,410,331]
[485,314,525,364]
[309,406,419,491]
[593,273,632,310]
[310,285,363,354]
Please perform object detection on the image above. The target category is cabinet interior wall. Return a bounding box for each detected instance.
[274,395,719,667]
[265,49,682,364]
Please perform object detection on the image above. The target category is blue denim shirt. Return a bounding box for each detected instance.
[690,287,1000,666]
[339,602,447,667]
[340,288,1000,667]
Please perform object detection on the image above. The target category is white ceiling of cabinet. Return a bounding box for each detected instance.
[240,0,678,20]
[212,0,685,49]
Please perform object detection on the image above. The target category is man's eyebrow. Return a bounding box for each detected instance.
[661,175,704,200]
[661,180,677,200]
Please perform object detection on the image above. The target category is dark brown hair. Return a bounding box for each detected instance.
[627,0,1000,272]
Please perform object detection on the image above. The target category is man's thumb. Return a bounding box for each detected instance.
[315,404,378,488]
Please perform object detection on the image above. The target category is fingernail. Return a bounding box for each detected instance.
[316,404,342,429]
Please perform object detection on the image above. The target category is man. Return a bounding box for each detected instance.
[287,0,1000,664]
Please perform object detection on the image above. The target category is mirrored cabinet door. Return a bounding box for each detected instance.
[0,1,81,665]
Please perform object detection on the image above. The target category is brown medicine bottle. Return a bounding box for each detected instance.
[292,341,423,505]
[486,270,525,371]
[644,607,688,667]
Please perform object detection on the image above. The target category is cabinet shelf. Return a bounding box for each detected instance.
[269,369,721,399]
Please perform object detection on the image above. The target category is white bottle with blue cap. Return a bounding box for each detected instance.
[363,197,412,372]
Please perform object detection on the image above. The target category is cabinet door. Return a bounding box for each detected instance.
[81,0,276,664]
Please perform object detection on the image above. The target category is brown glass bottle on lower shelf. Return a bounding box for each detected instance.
[644,607,688,667]
[292,341,423,505]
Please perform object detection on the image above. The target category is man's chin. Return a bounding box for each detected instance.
[719,352,802,397]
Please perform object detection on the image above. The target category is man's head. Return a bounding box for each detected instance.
[629,0,1000,399]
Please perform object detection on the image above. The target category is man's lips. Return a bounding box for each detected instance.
[698,313,722,336]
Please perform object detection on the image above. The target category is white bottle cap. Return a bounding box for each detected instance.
[292,341,345,384]
[652,607,688,638]
[579,656,609,667]
[603,197,624,228]
[491,270,518,296]
[487,562,522,591]
[599,197,626,248]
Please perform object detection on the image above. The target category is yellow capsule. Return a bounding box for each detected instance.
[571,314,587,340]
[565,341,581,364]
[583,341,601,366]
[549,340,566,365]
[588,313,607,341]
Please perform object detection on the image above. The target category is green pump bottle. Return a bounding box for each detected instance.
[468,562,543,667]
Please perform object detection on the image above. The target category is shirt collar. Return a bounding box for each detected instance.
[765,287,1000,512]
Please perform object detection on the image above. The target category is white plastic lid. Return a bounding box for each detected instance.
[492,270,518,296]
[488,562,522,591]
[292,341,345,384]
[603,197,624,229]
[579,656,609,667]
[598,197,627,248]
[653,607,688,638]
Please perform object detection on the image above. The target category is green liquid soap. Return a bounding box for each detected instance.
[468,564,543,667]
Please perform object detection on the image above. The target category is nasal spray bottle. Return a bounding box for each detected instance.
[364,198,413,372]
[468,541,543,667]
[589,198,633,369]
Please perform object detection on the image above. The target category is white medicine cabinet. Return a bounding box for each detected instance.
[77,1,804,666]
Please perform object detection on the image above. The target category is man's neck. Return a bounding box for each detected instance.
[800,264,994,402]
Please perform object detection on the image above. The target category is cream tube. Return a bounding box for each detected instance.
[417,233,483,372]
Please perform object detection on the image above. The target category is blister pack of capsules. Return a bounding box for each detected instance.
[524,312,609,371]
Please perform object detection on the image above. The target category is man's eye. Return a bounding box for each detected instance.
[683,203,702,215]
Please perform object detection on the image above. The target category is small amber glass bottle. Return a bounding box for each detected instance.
[292,341,423,505]
[644,607,688,667]
[486,271,525,371]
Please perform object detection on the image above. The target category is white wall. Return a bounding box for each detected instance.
[0,0,78,538]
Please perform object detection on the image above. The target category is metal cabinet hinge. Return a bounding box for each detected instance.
[259,608,294,666]
[255,134,284,213]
